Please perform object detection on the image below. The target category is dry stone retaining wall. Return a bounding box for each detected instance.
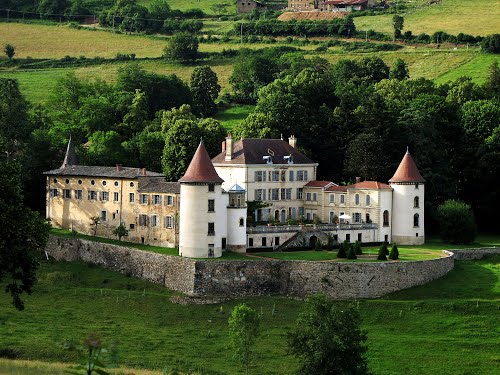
[46,236,499,300]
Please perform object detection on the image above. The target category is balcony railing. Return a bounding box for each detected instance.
[247,223,378,234]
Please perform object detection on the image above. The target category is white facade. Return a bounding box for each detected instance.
[390,182,425,245]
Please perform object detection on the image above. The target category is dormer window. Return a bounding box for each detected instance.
[284,155,293,164]
[263,155,273,164]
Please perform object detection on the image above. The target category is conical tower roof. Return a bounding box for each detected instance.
[179,141,224,184]
[389,149,425,183]
[61,136,78,168]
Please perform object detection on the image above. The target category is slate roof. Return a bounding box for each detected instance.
[138,177,180,194]
[389,150,426,183]
[179,141,224,184]
[43,166,164,179]
[348,181,392,190]
[212,138,316,165]
[61,137,78,168]
[228,184,246,192]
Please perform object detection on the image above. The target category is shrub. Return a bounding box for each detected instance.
[354,240,362,255]
[337,241,347,258]
[389,244,399,260]
[437,199,477,244]
[377,244,388,261]
[164,32,199,63]
[347,244,357,259]
[315,238,323,251]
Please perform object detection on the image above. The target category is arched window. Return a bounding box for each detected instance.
[239,218,244,226]
[383,210,389,227]
[366,195,370,206]
[355,194,360,205]
[414,196,419,208]
[274,210,279,222]
[414,213,419,227]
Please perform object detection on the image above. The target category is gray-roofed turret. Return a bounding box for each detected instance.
[61,136,78,168]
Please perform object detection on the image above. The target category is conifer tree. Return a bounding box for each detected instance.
[337,241,347,258]
[354,240,362,255]
[377,244,388,261]
[347,243,357,259]
[315,238,322,251]
[389,244,399,260]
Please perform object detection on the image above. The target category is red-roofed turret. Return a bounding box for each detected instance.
[179,141,224,184]
[389,149,425,184]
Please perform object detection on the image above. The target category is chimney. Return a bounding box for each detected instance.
[225,134,233,161]
[288,135,297,148]
[221,140,226,153]
[141,168,147,176]
[355,177,361,183]
[116,164,123,171]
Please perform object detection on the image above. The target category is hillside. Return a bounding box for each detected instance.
[355,0,500,36]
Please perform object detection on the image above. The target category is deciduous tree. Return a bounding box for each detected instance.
[4,44,15,60]
[164,32,199,63]
[190,66,221,117]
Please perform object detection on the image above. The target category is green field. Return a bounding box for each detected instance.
[355,0,500,36]
[138,0,236,15]
[213,104,255,130]
[0,255,498,374]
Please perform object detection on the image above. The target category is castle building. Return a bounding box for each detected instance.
[45,136,425,257]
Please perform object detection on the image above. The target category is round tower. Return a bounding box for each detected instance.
[179,141,226,258]
[389,149,425,245]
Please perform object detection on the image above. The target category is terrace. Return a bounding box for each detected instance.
[247,223,378,234]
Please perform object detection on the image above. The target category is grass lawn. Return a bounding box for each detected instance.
[253,235,500,261]
[354,0,500,36]
[0,255,498,374]
[213,104,255,131]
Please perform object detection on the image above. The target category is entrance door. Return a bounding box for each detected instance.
[208,244,214,258]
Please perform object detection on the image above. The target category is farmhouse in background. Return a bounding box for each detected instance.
[323,0,368,12]
[45,136,425,258]
[236,0,267,13]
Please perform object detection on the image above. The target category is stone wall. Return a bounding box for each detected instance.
[192,255,455,299]
[447,247,500,260]
[46,236,196,294]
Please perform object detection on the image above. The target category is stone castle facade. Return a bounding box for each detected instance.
[45,135,425,258]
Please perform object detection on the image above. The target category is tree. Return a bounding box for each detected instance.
[389,244,399,260]
[347,243,357,259]
[4,44,15,60]
[38,0,69,15]
[0,155,51,310]
[90,216,101,236]
[112,223,129,241]
[85,130,126,166]
[392,15,404,39]
[437,199,476,244]
[354,240,362,255]
[377,243,388,260]
[190,66,221,117]
[480,34,500,54]
[164,32,199,63]
[485,60,500,97]
[228,303,261,375]
[390,58,409,80]
[287,293,369,375]
[314,238,322,251]
[337,241,347,258]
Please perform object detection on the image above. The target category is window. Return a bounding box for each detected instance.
[248,238,254,247]
[366,213,371,223]
[130,223,135,230]
[270,171,280,182]
[414,213,419,227]
[289,170,294,181]
[353,213,361,223]
[75,190,83,200]
[166,195,174,206]
[65,179,70,184]
[129,193,135,203]
[415,183,419,189]
[281,170,286,182]
[100,210,107,222]
[139,214,148,226]
[340,194,345,204]
[100,191,109,201]
[114,192,119,202]
[297,170,308,181]
[355,194,360,205]
[298,207,304,216]
[262,237,267,247]
[239,218,244,226]
[63,189,71,199]
[414,196,419,208]
[383,210,389,227]
[153,194,161,205]
[114,181,119,187]
[78,179,82,185]
[208,184,215,192]
[366,195,371,206]
[306,192,311,201]
[313,193,317,201]
[329,194,335,204]
[91,180,95,185]
[130,182,134,187]
[358,233,362,242]
[339,211,345,223]
[281,188,291,200]
[329,211,335,224]
[53,178,58,183]
[255,171,266,182]
[140,194,149,205]
[208,222,215,235]
[269,188,279,201]
[151,215,159,227]
[255,189,266,201]
[103,181,107,186]
[297,188,303,200]
[275,236,280,246]
[50,188,59,197]
[208,199,215,212]
[88,190,97,200]
[346,234,351,243]
[164,216,173,229]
